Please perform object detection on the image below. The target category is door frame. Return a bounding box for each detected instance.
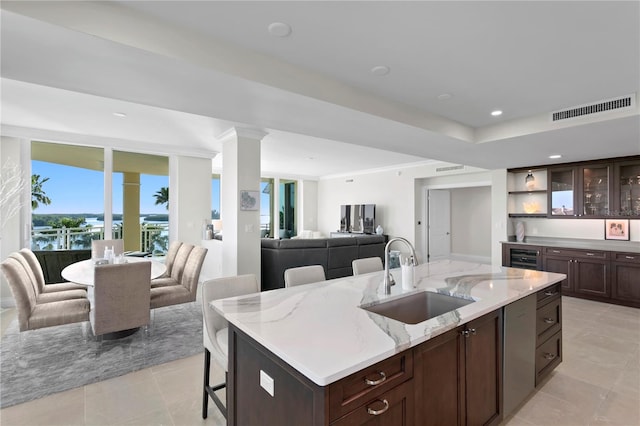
[422,181,491,263]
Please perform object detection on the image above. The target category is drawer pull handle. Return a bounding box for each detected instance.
[586,253,595,256]
[543,353,556,360]
[543,318,555,324]
[626,256,636,260]
[367,399,389,416]
[364,371,386,386]
[544,291,559,297]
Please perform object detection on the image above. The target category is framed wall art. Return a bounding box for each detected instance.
[240,190,259,211]
[604,219,629,241]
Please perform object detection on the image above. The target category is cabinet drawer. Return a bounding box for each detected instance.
[613,252,640,264]
[330,380,414,426]
[544,247,608,260]
[537,283,561,307]
[535,331,562,386]
[329,351,413,421]
[536,298,562,345]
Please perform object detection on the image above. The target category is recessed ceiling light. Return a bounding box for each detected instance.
[437,93,452,101]
[268,22,292,37]
[549,154,562,159]
[491,110,503,116]
[370,65,390,76]
[113,112,127,118]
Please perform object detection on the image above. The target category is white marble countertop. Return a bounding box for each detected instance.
[211,260,566,386]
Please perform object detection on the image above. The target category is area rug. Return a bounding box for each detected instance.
[0,302,203,408]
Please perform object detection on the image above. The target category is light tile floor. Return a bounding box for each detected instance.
[1,297,638,426]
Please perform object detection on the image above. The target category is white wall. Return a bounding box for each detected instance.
[0,137,26,307]
[318,163,492,262]
[451,186,491,260]
[512,217,640,242]
[299,179,319,233]
[171,155,212,246]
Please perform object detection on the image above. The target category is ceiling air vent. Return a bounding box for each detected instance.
[436,165,464,173]
[551,94,635,122]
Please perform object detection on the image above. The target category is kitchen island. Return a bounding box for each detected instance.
[212,259,566,425]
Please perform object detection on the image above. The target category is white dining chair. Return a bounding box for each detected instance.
[91,261,151,337]
[352,257,383,275]
[202,274,259,419]
[284,265,326,287]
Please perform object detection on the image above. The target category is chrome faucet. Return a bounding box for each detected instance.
[382,237,419,295]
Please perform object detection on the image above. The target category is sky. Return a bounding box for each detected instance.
[32,161,222,215]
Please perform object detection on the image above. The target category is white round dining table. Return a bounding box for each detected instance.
[61,257,167,286]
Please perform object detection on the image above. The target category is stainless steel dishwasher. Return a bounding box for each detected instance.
[503,293,536,417]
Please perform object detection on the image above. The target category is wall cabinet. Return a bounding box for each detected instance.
[509,155,639,219]
[548,163,614,218]
[413,310,503,426]
[614,160,640,216]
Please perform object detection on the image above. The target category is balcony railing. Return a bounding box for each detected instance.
[31,224,169,254]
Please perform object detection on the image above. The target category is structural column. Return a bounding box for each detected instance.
[122,172,141,252]
[219,127,267,283]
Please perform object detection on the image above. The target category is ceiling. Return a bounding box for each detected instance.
[1,1,639,178]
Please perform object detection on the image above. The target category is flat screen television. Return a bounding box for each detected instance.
[340,204,376,234]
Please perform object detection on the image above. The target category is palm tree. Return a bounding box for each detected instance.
[154,187,169,210]
[31,174,51,210]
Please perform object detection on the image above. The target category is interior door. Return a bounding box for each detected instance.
[428,189,451,261]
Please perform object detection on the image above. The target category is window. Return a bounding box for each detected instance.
[261,179,273,237]
[212,174,220,220]
[113,150,169,255]
[280,179,296,238]
[30,142,104,250]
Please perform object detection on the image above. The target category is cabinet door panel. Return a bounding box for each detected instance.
[581,164,611,217]
[543,257,572,292]
[574,259,610,297]
[465,311,503,426]
[612,262,640,304]
[413,327,463,426]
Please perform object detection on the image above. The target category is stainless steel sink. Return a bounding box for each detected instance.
[361,291,475,324]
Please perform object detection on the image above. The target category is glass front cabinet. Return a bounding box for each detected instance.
[546,156,639,219]
[580,163,612,218]
[615,160,640,217]
[549,167,576,217]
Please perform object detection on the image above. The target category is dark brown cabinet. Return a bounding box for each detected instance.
[548,167,577,217]
[611,252,640,306]
[535,283,562,386]
[543,247,610,298]
[414,310,503,426]
[328,351,414,424]
[548,163,614,218]
[614,160,640,216]
[503,243,639,308]
[229,309,503,426]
